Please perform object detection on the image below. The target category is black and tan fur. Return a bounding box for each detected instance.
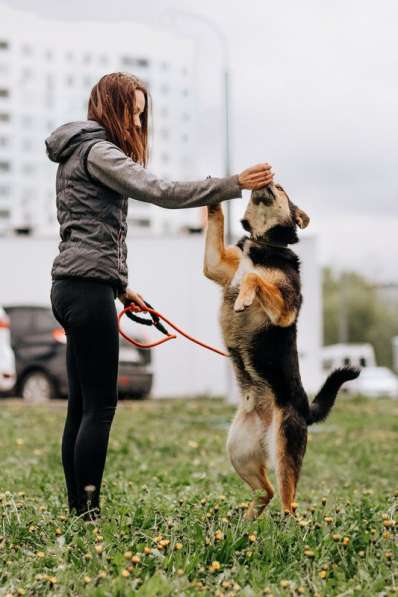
[204,183,359,517]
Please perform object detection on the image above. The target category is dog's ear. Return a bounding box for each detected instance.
[295,207,310,229]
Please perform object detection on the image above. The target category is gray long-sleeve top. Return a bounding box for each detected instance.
[86,140,243,208]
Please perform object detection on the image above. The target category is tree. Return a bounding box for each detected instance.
[323,268,398,368]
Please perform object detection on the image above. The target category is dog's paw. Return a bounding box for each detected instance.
[234,290,255,312]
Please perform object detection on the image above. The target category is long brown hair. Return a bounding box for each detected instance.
[87,72,151,167]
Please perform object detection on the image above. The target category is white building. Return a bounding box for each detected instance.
[0,234,322,398]
[0,5,202,237]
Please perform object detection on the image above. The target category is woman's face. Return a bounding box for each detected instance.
[132,89,146,130]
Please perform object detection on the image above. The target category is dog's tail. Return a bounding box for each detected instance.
[307,367,360,425]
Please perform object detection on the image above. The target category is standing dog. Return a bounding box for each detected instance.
[204,183,359,517]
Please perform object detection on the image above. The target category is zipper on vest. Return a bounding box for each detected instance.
[117,228,122,272]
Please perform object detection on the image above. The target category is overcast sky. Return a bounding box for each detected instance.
[4,0,397,281]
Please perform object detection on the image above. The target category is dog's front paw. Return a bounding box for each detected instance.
[234,290,255,312]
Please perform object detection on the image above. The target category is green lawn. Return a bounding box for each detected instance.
[0,397,397,596]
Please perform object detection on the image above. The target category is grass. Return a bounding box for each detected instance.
[0,396,397,596]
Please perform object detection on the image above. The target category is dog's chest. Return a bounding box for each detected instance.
[231,247,254,288]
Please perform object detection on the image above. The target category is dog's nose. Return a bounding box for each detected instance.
[251,185,276,206]
[241,218,251,232]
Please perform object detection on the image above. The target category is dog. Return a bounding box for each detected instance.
[203,183,359,518]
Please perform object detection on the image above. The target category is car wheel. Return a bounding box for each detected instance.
[20,371,57,403]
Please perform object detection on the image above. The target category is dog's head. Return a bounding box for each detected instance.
[240,183,310,246]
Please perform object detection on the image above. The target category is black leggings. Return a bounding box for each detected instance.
[50,278,119,517]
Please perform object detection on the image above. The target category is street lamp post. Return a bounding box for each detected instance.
[164,10,233,244]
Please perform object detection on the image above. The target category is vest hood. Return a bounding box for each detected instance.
[45,120,108,163]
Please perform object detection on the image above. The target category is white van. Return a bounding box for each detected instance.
[321,343,376,374]
[0,306,16,393]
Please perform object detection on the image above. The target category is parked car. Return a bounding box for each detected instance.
[3,305,153,402]
[322,343,376,374]
[0,307,16,393]
[344,366,398,398]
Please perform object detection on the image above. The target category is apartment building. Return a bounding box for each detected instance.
[0,5,199,236]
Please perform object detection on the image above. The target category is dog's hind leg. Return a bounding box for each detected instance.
[275,409,307,514]
[227,408,274,520]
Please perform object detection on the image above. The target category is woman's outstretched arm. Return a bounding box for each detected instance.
[86,141,272,209]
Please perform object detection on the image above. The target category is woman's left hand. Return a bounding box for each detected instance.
[118,287,146,310]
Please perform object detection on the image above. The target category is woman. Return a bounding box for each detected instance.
[46,72,274,520]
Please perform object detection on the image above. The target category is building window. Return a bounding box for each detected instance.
[21,115,34,127]
[0,162,10,172]
[160,128,169,140]
[21,163,36,174]
[21,138,34,150]
[0,113,10,122]
[21,44,32,55]
[0,88,9,98]
[0,41,9,50]
[160,84,169,95]
[121,55,149,68]
[130,217,151,228]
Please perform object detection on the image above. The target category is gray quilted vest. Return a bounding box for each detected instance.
[45,120,128,295]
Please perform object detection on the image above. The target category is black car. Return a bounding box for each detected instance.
[3,305,153,402]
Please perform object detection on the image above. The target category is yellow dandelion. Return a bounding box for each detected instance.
[28,525,36,533]
[124,550,133,559]
[36,551,45,559]
[319,570,327,579]
[280,580,290,588]
[16,438,24,446]
[342,537,350,546]
[332,533,341,542]
[176,569,184,576]
[98,570,107,578]
[358,550,365,557]
[95,544,104,554]
[298,587,305,594]
[188,440,198,448]
[248,533,257,543]
[154,535,163,542]
[131,555,141,564]
[384,551,393,560]
[383,531,392,540]
[214,529,224,541]
[304,549,315,558]
[159,539,170,547]
[175,542,183,550]
[17,589,26,596]
[83,553,92,561]
[222,580,232,589]
[383,519,395,528]
[121,569,130,577]
[84,576,92,584]
[210,560,221,571]
[144,547,152,555]
[55,528,62,536]
[96,534,104,541]
[324,517,333,524]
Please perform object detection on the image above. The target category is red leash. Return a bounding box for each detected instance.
[118,304,229,357]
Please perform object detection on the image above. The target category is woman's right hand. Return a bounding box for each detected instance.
[118,288,147,310]
[238,163,274,190]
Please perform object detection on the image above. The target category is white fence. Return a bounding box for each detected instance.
[0,233,322,397]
